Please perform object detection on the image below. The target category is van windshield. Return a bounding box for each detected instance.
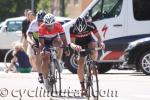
[91,0,123,21]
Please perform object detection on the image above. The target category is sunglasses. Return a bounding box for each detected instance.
[46,24,54,27]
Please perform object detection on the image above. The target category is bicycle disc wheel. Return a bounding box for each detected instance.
[90,63,99,100]
[52,59,62,97]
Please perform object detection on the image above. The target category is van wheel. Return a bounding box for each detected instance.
[64,49,77,74]
[137,51,150,75]
[96,62,113,74]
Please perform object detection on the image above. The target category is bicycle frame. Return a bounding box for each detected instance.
[45,46,62,97]
[78,48,100,100]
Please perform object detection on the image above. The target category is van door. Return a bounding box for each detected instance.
[89,0,126,51]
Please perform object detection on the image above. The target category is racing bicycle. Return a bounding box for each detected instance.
[43,46,63,97]
[76,48,101,100]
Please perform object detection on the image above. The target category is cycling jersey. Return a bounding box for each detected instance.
[39,22,64,46]
[27,19,39,46]
[70,22,98,46]
[39,22,64,39]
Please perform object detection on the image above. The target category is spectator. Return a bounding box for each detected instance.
[21,9,31,52]
[5,42,32,73]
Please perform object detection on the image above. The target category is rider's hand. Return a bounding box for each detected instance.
[64,45,70,56]
[32,44,40,53]
[98,41,105,49]
[75,45,82,52]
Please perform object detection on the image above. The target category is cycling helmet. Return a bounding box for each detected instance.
[36,10,46,21]
[74,17,87,32]
[43,13,55,25]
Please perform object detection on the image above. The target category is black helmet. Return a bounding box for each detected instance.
[36,10,46,21]
[74,17,87,32]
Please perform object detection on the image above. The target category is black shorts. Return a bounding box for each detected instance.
[44,36,57,47]
[75,35,96,57]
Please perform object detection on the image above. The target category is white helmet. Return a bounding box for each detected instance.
[43,13,55,25]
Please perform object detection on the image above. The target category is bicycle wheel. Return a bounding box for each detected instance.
[51,59,62,97]
[4,49,14,68]
[47,62,55,94]
[85,61,91,100]
[90,63,99,99]
[85,62,99,100]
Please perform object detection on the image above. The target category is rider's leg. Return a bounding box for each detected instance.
[41,52,51,91]
[53,38,64,72]
[41,52,50,79]
[88,41,98,75]
[88,41,98,61]
[35,52,43,83]
[77,56,86,95]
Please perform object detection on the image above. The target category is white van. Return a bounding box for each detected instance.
[63,0,150,73]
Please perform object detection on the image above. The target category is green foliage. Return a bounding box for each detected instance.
[0,0,40,22]
[37,0,51,13]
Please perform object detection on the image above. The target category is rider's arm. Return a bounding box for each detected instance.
[70,38,77,49]
[90,22,105,48]
[26,21,36,47]
[27,32,35,46]
[39,38,44,50]
[94,31,103,42]
[38,25,45,50]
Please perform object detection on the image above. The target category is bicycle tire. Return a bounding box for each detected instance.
[90,63,99,100]
[47,62,55,95]
[85,62,99,100]
[85,62,91,100]
[4,49,14,68]
[51,59,62,97]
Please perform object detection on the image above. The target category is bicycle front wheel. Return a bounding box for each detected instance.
[85,63,99,100]
[51,59,62,97]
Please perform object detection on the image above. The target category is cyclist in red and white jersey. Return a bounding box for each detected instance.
[38,13,64,89]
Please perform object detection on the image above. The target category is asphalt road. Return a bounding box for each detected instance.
[0,67,150,100]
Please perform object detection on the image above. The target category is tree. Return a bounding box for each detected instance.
[37,0,51,13]
[0,0,39,22]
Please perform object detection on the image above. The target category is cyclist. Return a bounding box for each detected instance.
[26,10,46,83]
[69,17,105,96]
[38,13,65,90]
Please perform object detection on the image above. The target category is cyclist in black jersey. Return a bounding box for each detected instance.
[69,17,105,96]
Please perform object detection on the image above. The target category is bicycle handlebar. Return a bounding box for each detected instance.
[42,46,66,51]
[80,47,102,52]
